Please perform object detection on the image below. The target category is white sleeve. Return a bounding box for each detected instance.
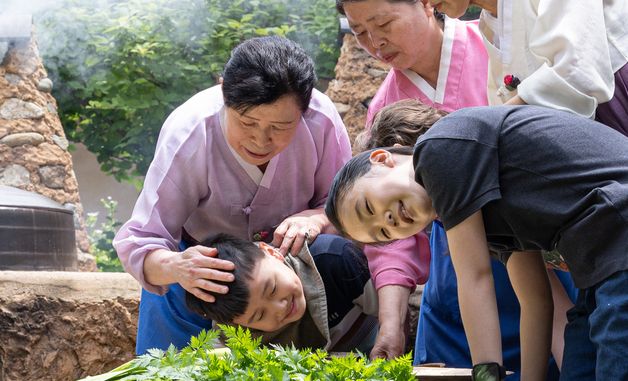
[517,0,616,118]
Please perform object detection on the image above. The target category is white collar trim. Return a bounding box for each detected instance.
[400,17,456,103]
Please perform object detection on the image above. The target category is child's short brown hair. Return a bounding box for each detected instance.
[355,99,447,152]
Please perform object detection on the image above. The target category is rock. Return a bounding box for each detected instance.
[37,77,53,93]
[77,251,98,272]
[0,42,8,64]
[47,101,58,114]
[326,35,387,150]
[0,132,45,147]
[366,68,388,78]
[4,73,22,85]
[333,102,351,118]
[0,271,140,381]
[0,98,45,119]
[0,164,31,187]
[38,165,66,189]
[52,134,69,150]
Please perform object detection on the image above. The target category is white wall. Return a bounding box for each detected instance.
[70,143,139,227]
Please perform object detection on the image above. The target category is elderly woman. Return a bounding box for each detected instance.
[114,36,354,354]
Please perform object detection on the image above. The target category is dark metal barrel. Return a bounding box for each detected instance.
[0,185,77,270]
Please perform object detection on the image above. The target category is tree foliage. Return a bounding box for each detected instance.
[37,0,340,183]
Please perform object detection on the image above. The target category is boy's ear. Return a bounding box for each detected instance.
[369,149,395,168]
[258,242,284,261]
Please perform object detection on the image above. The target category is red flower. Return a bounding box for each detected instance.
[253,230,270,241]
[503,74,521,91]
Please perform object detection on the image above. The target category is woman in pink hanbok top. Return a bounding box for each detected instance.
[113,36,356,354]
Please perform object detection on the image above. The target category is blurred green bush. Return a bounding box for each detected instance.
[37,0,340,183]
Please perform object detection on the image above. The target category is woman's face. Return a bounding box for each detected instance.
[224,94,302,168]
[343,0,439,71]
[428,0,471,18]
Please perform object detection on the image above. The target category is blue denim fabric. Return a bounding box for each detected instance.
[560,270,628,381]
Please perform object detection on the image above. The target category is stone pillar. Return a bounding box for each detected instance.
[0,29,93,270]
[325,34,389,151]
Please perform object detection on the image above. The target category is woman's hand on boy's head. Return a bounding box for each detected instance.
[272,209,327,256]
[173,245,235,303]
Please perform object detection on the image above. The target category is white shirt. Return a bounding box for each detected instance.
[480,0,628,117]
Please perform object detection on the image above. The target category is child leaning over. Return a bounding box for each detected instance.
[325,103,628,380]
[358,99,577,377]
[185,233,379,353]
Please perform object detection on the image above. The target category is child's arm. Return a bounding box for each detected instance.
[446,211,503,367]
[547,269,574,369]
[506,251,553,381]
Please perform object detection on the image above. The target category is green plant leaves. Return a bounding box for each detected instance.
[79,326,414,381]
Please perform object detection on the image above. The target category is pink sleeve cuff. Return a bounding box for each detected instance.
[364,232,431,290]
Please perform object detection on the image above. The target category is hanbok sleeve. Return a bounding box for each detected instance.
[113,113,211,294]
[517,0,615,118]
[364,232,431,290]
[309,92,352,209]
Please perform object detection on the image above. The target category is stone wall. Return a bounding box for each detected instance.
[325,34,389,151]
[0,271,140,381]
[0,33,91,268]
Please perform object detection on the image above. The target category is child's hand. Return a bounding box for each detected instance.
[272,209,327,256]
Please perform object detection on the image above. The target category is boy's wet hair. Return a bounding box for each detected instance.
[335,0,444,23]
[185,233,265,324]
[356,99,447,152]
[222,36,316,114]
[325,146,414,237]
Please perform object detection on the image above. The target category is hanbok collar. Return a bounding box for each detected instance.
[480,0,513,64]
[400,15,456,104]
[219,107,278,189]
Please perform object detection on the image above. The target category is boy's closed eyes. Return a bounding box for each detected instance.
[231,243,307,332]
[185,236,307,332]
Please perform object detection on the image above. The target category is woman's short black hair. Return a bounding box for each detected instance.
[325,145,414,237]
[185,233,265,324]
[222,36,316,114]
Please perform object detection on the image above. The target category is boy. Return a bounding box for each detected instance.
[185,233,379,353]
[325,104,628,380]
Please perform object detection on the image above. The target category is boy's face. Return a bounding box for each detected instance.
[232,244,307,332]
[338,150,436,243]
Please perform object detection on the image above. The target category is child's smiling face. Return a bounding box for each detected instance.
[231,244,306,332]
[337,150,436,243]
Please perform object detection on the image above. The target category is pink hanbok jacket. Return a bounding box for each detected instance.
[114,86,352,294]
[365,18,489,290]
